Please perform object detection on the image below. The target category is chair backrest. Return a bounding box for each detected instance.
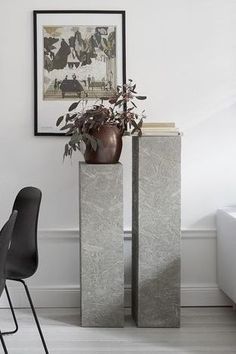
[0,211,18,296]
[8,187,42,275]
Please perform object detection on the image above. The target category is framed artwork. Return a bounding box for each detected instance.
[34,10,126,135]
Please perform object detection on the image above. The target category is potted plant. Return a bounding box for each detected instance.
[56,80,147,164]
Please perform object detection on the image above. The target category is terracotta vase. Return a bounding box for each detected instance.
[84,124,123,164]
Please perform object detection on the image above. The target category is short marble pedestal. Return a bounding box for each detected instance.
[132,135,181,327]
[79,162,124,327]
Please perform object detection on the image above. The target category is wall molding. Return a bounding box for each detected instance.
[38,228,79,240]
[38,228,217,240]
[0,283,231,309]
[181,229,216,239]
[23,228,225,309]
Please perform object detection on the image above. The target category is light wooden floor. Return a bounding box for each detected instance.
[0,307,236,353]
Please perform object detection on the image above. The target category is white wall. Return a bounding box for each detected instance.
[1,0,236,307]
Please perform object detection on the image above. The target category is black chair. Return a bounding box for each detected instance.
[3,187,49,353]
[0,210,18,354]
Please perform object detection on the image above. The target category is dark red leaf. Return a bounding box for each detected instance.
[135,96,147,100]
[56,115,64,127]
[68,101,80,112]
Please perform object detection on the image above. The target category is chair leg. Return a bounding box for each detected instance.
[17,279,49,354]
[0,331,8,354]
[2,285,18,335]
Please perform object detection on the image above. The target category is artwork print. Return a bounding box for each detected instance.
[34,11,126,135]
[44,25,117,100]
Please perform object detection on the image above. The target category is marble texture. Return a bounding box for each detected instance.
[79,162,124,327]
[132,136,181,327]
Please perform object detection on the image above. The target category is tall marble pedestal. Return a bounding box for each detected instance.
[132,135,181,327]
[79,162,124,327]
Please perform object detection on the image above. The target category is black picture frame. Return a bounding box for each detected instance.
[34,10,126,136]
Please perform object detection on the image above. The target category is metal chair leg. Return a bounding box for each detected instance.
[0,331,8,354]
[17,279,49,354]
[2,285,18,336]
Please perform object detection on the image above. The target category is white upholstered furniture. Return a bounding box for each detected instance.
[217,207,236,304]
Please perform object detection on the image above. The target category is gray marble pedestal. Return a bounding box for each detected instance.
[79,162,124,327]
[132,135,181,327]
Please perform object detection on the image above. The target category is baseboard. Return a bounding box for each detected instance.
[5,228,223,308]
[181,284,232,307]
[0,284,231,308]
[38,228,217,240]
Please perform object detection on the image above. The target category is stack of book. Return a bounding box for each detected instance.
[141,122,180,136]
